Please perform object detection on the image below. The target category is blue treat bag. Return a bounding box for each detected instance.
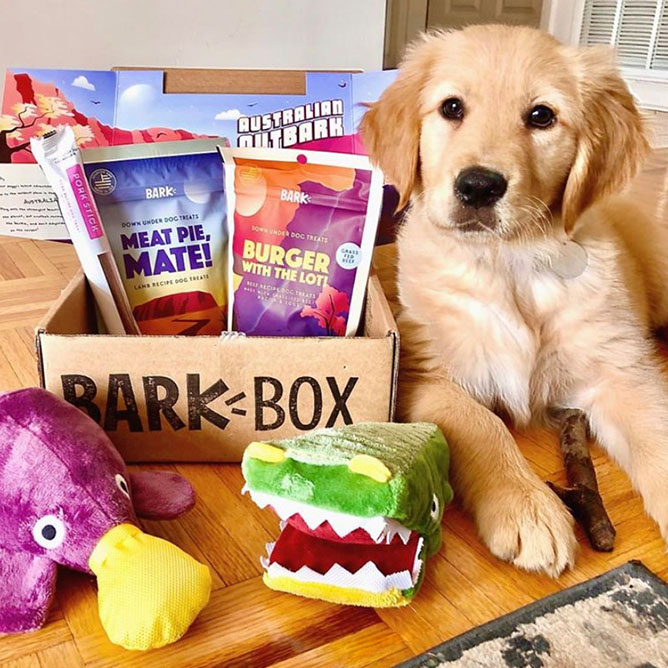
[82,140,227,335]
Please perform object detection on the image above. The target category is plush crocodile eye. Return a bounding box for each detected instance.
[430,494,440,521]
[246,442,286,463]
[33,515,66,549]
[115,474,130,499]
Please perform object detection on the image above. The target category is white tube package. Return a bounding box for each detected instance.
[31,127,140,335]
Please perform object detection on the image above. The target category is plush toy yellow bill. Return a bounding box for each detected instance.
[241,422,452,607]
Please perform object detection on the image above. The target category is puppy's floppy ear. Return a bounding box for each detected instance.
[562,46,649,232]
[360,36,434,209]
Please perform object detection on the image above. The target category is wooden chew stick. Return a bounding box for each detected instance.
[547,408,616,552]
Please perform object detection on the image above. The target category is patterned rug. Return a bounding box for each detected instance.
[397,561,668,668]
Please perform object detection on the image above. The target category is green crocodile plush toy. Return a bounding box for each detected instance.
[241,422,453,607]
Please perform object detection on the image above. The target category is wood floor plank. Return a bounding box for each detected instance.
[0,245,24,281]
[426,552,508,627]
[38,244,79,281]
[376,580,471,654]
[4,243,42,279]
[172,486,264,586]
[361,649,416,668]
[17,241,62,278]
[0,606,71,664]
[441,532,535,612]
[0,343,23,391]
[0,656,42,668]
[442,505,564,601]
[36,641,85,668]
[55,570,101,641]
[214,463,283,536]
[269,624,410,668]
[0,330,40,387]
[174,463,276,567]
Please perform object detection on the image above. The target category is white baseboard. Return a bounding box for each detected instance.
[626,77,668,113]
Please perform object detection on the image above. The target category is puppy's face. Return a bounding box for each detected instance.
[418,29,578,240]
[362,26,648,242]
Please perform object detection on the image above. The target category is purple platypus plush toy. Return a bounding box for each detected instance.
[0,388,211,650]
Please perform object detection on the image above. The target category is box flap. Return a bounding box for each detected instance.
[364,272,398,338]
[114,67,360,95]
[372,244,400,318]
[36,271,96,336]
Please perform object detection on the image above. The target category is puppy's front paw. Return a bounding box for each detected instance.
[476,481,577,577]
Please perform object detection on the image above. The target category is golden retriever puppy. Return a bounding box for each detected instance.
[361,24,668,576]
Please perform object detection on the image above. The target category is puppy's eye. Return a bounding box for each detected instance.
[527,105,556,129]
[440,97,464,120]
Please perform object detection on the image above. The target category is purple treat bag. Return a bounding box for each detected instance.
[220,148,383,337]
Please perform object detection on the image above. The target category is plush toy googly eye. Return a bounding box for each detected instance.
[33,515,66,549]
[115,474,131,499]
[430,493,440,521]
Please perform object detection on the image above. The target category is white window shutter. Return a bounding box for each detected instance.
[580,0,618,47]
[580,0,668,71]
[652,2,668,68]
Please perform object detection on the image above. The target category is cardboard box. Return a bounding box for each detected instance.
[29,67,399,462]
[35,271,399,462]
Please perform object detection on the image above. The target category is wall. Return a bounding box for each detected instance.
[0,0,386,72]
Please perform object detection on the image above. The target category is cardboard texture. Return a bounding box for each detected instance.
[161,68,313,94]
[36,271,398,462]
[124,68,349,95]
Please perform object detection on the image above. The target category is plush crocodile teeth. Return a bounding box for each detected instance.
[326,513,387,542]
[248,489,410,543]
[412,536,424,579]
[380,520,413,545]
[260,541,276,569]
[264,560,418,594]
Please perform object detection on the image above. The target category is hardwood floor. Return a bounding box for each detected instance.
[1,148,668,667]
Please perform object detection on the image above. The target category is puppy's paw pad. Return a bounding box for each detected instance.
[478,483,577,577]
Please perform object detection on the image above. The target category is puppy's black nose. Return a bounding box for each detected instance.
[454,167,508,208]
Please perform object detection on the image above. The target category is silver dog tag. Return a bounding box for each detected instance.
[550,240,588,279]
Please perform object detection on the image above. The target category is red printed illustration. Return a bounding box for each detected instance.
[132,292,224,336]
[0,70,208,164]
[300,285,350,336]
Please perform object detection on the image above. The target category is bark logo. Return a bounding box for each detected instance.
[60,374,358,433]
